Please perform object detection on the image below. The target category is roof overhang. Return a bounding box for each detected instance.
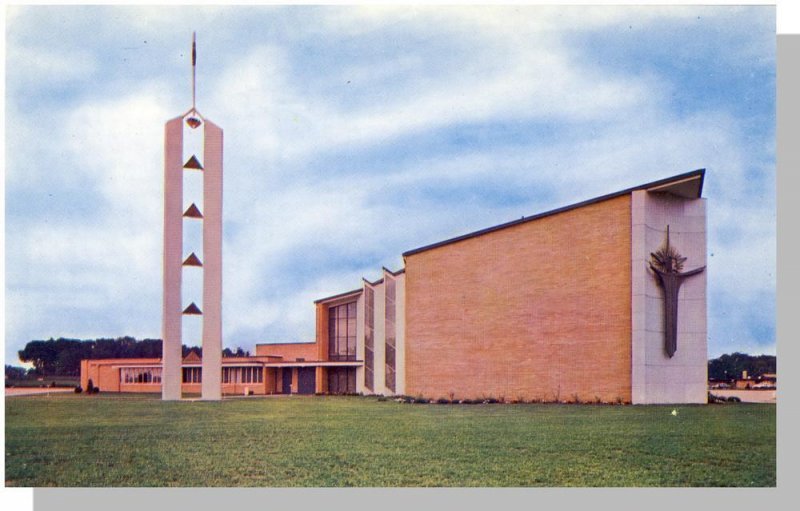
[644,173,704,198]
[313,288,362,305]
[265,361,363,368]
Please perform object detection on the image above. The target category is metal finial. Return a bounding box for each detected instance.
[192,32,196,110]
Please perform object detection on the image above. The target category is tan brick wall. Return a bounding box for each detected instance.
[316,303,329,361]
[405,194,632,403]
[120,383,161,393]
[98,365,120,392]
[255,342,319,361]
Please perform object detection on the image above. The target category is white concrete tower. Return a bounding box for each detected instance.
[162,33,223,401]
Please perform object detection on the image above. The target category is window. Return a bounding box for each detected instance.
[328,301,357,361]
[182,367,202,383]
[364,286,375,391]
[328,367,356,394]
[385,276,396,392]
[120,367,162,384]
[222,367,263,384]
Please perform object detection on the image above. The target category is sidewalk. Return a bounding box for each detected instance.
[5,387,76,397]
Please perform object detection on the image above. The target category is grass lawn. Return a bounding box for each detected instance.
[5,394,775,487]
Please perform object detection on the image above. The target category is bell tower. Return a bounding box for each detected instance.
[162,33,223,400]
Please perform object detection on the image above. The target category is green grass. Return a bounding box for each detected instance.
[5,394,775,487]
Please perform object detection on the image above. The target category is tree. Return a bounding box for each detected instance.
[222,346,250,358]
[5,365,28,380]
[708,352,776,381]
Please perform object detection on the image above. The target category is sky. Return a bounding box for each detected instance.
[3,5,775,364]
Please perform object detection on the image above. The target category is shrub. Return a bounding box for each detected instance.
[436,398,450,404]
[728,396,742,403]
[376,396,387,402]
[74,386,83,394]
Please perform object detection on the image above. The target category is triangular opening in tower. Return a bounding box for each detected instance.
[184,155,204,170]
[183,302,203,315]
[182,253,203,267]
[183,203,204,218]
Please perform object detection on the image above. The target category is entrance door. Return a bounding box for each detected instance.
[298,368,316,395]
[281,369,292,394]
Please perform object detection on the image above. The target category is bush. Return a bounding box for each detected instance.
[436,398,450,404]
[728,396,742,403]
[74,386,83,394]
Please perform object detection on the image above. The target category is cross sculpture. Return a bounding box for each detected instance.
[649,226,705,358]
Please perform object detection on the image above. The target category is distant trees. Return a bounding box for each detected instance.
[222,347,250,358]
[16,337,252,377]
[708,352,776,381]
[17,337,163,376]
[5,365,29,380]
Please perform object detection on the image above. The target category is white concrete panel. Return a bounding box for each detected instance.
[395,273,406,396]
[631,191,707,404]
[373,281,387,396]
[356,293,365,394]
[162,116,184,401]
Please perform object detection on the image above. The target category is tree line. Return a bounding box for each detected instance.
[12,337,250,377]
[8,338,775,381]
[707,352,776,381]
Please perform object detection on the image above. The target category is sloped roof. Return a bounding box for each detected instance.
[402,169,705,257]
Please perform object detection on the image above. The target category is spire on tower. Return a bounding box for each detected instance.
[186,31,202,129]
[192,31,197,111]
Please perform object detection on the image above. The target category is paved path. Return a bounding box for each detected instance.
[5,387,76,397]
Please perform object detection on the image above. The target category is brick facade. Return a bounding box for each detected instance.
[404,195,633,403]
[255,342,319,361]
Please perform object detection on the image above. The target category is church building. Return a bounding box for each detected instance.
[82,169,708,404]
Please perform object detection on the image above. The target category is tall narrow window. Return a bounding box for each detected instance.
[327,367,356,394]
[364,285,375,391]
[385,276,396,392]
[328,301,357,362]
[182,367,202,383]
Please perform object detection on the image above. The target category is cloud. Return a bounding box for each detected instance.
[4,6,775,363]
